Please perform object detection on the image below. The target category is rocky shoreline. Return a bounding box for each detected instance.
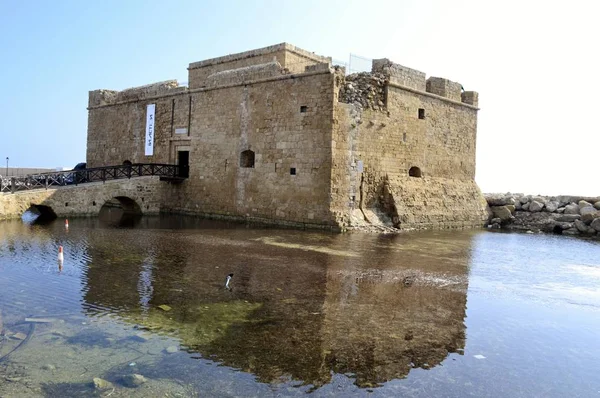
[485,193,600,238]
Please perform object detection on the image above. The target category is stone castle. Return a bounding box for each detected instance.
[87,43,488,230]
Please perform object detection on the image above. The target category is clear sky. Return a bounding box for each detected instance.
[1,0,598,196]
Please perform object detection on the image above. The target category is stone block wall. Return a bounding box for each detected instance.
[161,71,337,227]
[187,43,331,89]
[332,62,485,230]
[426,77,462,102]
[372,58,426,91]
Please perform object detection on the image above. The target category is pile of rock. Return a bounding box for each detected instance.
[485,194,600,237]
[338,72,387,111]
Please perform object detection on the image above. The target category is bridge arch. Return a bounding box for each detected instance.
[22,204,58,224]
[101,196,142,215]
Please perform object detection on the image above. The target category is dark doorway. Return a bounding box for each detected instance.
[178,151,190,178]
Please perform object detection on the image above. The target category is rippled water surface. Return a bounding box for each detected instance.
[1,216,599,397]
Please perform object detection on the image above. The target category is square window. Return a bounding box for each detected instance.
[290,168,296,175]
[300,106,308,113]
[418,108,425,119]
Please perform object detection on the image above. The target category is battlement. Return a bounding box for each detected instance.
[371,58,477,106]
[88,80,187,108]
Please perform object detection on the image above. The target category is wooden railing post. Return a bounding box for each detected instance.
[11,177,16,193]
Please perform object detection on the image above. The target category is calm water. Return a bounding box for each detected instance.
[1,215,599,397]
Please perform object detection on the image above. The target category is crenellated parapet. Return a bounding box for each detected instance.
[371,59,477,107]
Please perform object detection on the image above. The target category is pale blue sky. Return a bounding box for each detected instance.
[1,0,598,195]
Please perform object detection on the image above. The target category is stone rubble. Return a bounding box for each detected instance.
[338,72,388,111]
[484,193,600,237]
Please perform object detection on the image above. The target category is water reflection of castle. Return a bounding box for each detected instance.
[82,225,470,388]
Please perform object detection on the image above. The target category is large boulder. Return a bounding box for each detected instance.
[579,200,594,209]
[544,201,559,213]
[575,219,589,233]
[557,214,581,222]
[506,205,516,214]
[529,200,544,212]
[591,218,600,232]
[564,204,580,215]
[594,201,600,210]
[491,206,513,221]
[487,195,514,206]
[580,207,599,224]
[519,196,530,204]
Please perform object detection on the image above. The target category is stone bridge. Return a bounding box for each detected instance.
[0,176,165,220]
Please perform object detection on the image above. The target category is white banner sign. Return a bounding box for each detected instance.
[145,104,155,156]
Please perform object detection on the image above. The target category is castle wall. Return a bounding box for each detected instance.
[87,67,338,228]
[164,72,336,227]
[86,44,485,231]
[332,60,487,229]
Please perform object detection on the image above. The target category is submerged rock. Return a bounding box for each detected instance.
[121,374,147,388]
[93,377,113,391]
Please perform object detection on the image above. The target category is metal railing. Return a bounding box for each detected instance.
[0,163,182,194]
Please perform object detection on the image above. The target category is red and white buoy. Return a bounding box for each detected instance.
[65,219,69,229]
[58,246,64,262]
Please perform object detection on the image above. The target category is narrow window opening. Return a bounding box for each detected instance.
[65,202,69,207]
[92,201,96,206]
[403,132,407,142]
[418,108,425,119]
[409,167,422,178]
[290,168,296,175]
[300,106,308,113]
[240,150,255,168]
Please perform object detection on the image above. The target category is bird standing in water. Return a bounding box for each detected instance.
[225,273,234,289]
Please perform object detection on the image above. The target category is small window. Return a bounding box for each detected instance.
[409,167,422,177]
[290,168,296,175]
[300,106,308,113]
[403,133,407,142]
[418,108,425,119]
[240,150,255,168]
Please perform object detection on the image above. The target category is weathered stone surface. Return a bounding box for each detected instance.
[522,202,530,211]
[580,207,599,224]
[491,206,513,221]
[564,204,580,215]
[579,200,593,209]
[532,197,547,205]
[529,200,544,212]
[575,219,589,233]
[591,218,600,232]
[0,177,163,220]
[544,201,559,213]
[563,228,579,235]
[506,205,516,214]
[556,207,565,214]
[595,201,600,210]
[490,217,502,224]
[557,214,581,222]
[519,196,530,204]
